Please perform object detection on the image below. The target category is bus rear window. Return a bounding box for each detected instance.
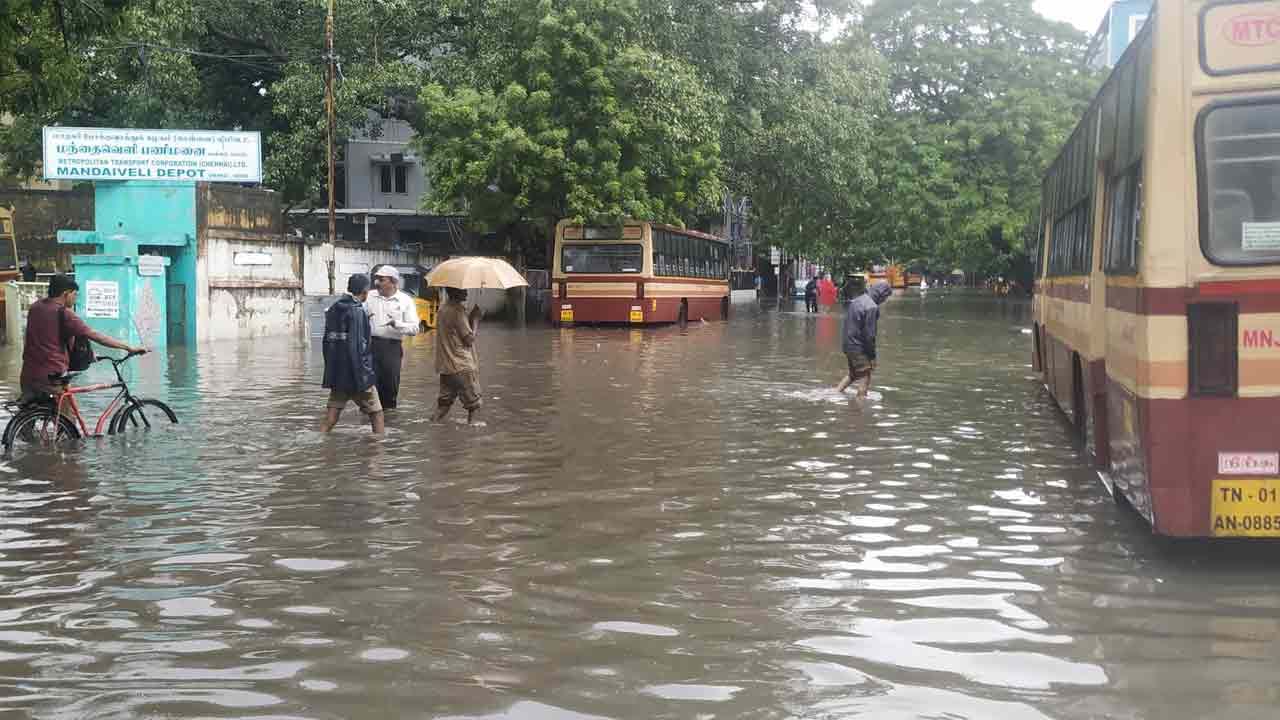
[1200,101,1280,265]
[561,244,643,274]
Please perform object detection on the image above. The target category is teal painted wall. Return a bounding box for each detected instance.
[65,181,200,347]
[70,254,169,349]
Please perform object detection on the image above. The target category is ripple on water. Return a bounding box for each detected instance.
[641,684,743,701]
[274,558,351,572]
[359,647,409,661]
[592,621,680,637]
[436,701,614,720]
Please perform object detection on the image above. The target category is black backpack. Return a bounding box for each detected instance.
[59,306,95,372]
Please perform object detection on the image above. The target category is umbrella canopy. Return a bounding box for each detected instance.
[426,257,529,290]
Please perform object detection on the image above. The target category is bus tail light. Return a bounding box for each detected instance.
[1188,303,1238,397]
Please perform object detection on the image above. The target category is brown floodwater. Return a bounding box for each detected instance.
[1,292,1278,719]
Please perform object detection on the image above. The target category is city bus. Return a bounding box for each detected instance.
[1032,0,1280,537]
[551,220,730,325]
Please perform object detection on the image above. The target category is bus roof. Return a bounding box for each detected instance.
[1043,5,1158,184]
[649,223,729,244]
[558,219,729,245]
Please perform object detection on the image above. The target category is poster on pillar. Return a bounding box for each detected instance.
[85,281,120,319]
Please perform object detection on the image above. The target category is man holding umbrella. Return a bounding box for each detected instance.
[431,287,484,424]
[425,256,528,425]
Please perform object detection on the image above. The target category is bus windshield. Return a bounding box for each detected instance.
[561,244,643,274]
[1201,101,1280,265]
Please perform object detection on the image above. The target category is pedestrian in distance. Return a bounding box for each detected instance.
[321,274,384,434]
[431,287,483,424]
[818,273,837,308]
[835,280,892,400]
[19,258,36,282]
[365,265,419,410]
[804,275,819,313]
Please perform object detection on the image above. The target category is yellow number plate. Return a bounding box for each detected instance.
[1211,479,1280,537]
[560,309,574,323]
[629,309,644,323]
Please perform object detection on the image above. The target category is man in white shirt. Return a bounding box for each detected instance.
[365,265,420,409]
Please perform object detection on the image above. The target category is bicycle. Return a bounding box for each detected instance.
[2,351,178,454]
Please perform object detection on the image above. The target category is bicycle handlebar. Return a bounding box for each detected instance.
[95,349,147,365]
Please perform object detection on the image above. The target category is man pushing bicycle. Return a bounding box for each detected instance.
[19,275,146,406]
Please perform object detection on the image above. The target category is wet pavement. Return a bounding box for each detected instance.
[1,291,1278,719]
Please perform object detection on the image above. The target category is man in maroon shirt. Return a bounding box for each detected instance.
[19,275,145,404]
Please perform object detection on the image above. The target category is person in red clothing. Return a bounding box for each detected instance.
[818,273,838,308]
[19,275,145,405]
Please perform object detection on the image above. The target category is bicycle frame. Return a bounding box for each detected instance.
[53,382,130,438]
[49,354,139,439]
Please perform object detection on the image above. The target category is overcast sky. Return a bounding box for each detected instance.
[1033,0,1113,32]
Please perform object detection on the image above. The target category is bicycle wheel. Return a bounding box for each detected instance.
[5,409,80,453]
[110,399,179,435]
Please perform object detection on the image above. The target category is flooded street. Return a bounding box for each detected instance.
[3,292,1280,719]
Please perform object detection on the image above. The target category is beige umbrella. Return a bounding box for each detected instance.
[426,256,529,290]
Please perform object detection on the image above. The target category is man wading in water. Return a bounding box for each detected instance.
[320,274,384,434]
[836,280,892,399]
[432,287,483,424]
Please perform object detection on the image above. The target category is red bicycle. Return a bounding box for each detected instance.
[2,351,178,454]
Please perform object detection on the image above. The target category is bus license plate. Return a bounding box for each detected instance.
[560,307,574,323]
[1211,479,1280,537]
[629,307,643,323]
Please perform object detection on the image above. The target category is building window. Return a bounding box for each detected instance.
[380,165,392,194]
[394,165,407,194]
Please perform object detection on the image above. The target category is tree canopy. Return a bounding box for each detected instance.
[0,0,1100,277]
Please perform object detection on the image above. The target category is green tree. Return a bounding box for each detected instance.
[861,0,1099,276]
[412,0,725,246]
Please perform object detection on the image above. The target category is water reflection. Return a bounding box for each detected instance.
[0,292,1278,718]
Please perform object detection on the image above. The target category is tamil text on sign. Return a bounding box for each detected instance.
[43,127,262,183]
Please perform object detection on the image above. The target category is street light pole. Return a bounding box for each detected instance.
[325,0,337,294]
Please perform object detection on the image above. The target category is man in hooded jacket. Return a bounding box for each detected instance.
[321,274,384,434]
[836,280,892,399]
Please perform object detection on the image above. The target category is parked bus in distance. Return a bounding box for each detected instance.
[551,220,730,325]
[1032,0,1280,537]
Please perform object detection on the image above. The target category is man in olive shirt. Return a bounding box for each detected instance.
[431,287,483,424]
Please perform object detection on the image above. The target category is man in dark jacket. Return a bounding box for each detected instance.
[836,280,892,398]
[320,274,384,434]
[804,276,818,313]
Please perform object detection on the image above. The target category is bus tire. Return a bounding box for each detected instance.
[677,300,688,325]
[721,297,729,321]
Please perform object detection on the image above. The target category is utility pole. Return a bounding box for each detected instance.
[325,0,337,295]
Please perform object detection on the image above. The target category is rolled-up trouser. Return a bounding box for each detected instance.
[371,337,403,409]
[438,371,482,412]
[845,351,874,396]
